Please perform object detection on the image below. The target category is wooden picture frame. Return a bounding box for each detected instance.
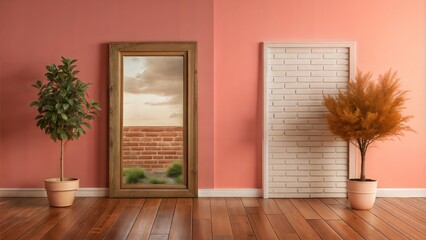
[109,42,197,198]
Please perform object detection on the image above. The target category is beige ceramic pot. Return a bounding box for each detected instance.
[347,179,378,210]
[45,178,79,207]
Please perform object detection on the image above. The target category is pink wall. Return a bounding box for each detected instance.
[1,0,425,189]
[214,0,426,188]
[0,0,214,188]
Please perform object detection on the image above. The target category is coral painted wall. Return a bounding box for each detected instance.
[214,0,426,188]
[1,0,425,189]
[0,0,214,188]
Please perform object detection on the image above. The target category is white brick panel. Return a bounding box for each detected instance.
[264,43,354,198]
[273,77,297,83]
[311,48,337,53]
[274,53,298,59]
[297,65,323,71]
[311,59,336,65]
[285,48,311,53]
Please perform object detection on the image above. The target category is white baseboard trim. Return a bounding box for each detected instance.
[1,188,425,198]
[376,188,426,197]
[198,188,262,197]
[0,188,109,198]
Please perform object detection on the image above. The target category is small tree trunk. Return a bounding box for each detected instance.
[60,140,64,181]
[360,148,366,181]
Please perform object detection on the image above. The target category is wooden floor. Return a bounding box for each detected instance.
[0,197,425,240]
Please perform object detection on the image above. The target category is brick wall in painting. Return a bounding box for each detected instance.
[122,126,183,172]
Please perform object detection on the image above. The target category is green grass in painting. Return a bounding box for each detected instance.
[123,167,145,184]
[166,162,182,177]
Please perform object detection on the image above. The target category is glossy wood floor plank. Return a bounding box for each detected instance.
[169,198,193,240]
[226,198,246,216]
[290,199,321,219]
[229,214,255,240]
[0,198,32,224]
[127,198,161,240]
[305,199,340,220]
[0,198,45,236]
[410,198,426,213]
[383,198,426,222]
[150,198,177,236]
[148,235,168,240]
[326,220,364,240]
[241,198,260,208]
[193,219,213,240]
[245,207,278,240]
[275,199,322,240]
[193,198,211,219]
[17,199,83,240]
[375,198,426,234]
[210,197,227,207]
[321,198,341,205]
[266,214,299,240]
[352,207,410,240]
[105,199,145,240]
[368,202,426,240]
[0,197,425,240]
[41,198,98,240]
[211,205,233,238]
[193,198,213,240]
[1,202,69,239]
[327,203,388,240]
[84,199,128,240]
[61,198,110,240]
[257,198,281,215]
[307,219,342,240]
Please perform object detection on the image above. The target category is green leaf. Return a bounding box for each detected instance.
[50,131,57,142]
[29,101,38,107]
[31,57,100,140]
[82,122,92,129]
[60,132,67,140]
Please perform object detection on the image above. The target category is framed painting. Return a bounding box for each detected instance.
[109,42,197,197]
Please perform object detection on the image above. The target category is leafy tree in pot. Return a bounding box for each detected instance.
[30,57,101,181]
[323,69,414,181]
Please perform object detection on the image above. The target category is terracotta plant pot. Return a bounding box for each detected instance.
[347,179,378,210]
[45,178,79,207]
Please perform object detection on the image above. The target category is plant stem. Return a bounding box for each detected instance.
[360,146,366,181]
[60,139,64,181]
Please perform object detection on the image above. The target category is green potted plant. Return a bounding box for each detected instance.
[323,69,413,210]
[30,57,100,207]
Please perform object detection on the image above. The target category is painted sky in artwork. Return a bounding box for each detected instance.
[123,56,183,126]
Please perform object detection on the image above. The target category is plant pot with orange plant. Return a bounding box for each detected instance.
[30,57,101,207]
[323,69,413,210]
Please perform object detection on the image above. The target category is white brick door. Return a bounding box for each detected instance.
[263,42,356,198]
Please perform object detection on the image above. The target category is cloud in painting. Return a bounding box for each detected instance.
[123,57,183,105]
[144,95,182,106]
[169,112,183,119]
[123,56,184,126]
